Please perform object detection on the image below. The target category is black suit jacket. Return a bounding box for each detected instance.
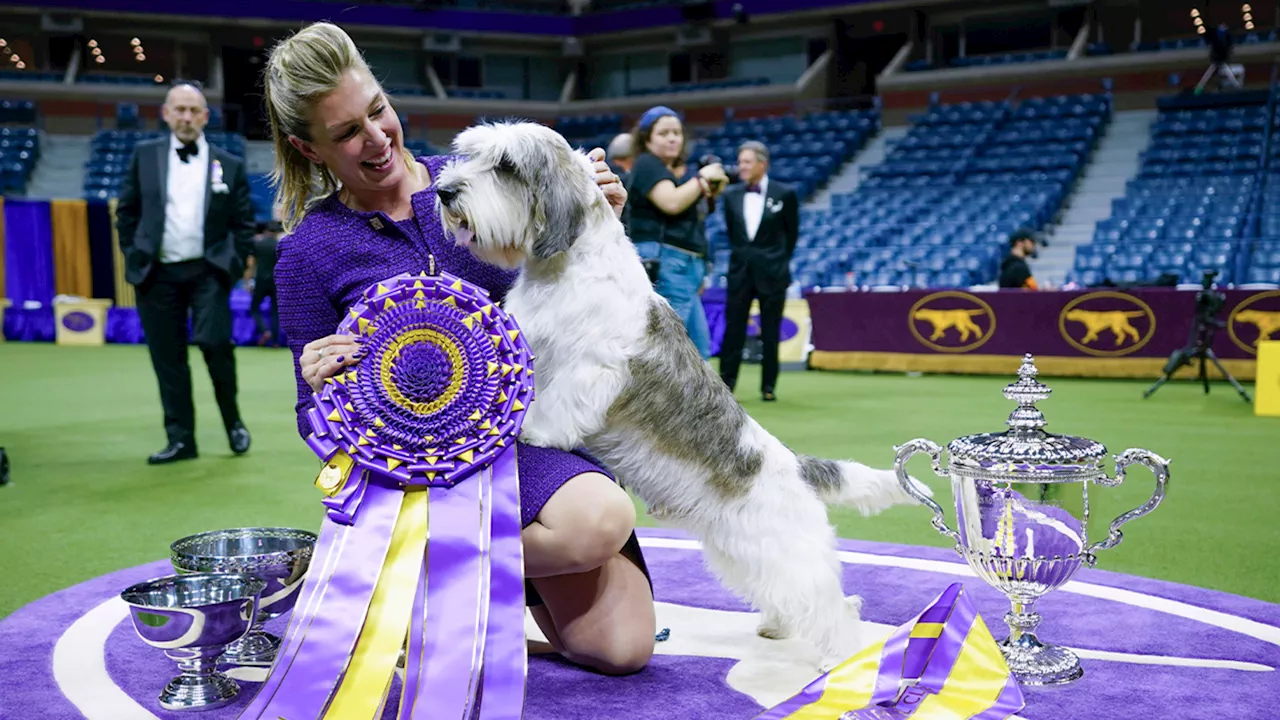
[115,136,255,287]
[722,178,800,296]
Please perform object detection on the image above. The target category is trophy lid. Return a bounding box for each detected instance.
[946,354,1108,483]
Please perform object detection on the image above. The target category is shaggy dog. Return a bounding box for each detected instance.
[436,121,930,669]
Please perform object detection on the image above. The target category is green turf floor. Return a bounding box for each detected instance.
[0,342,1276,618]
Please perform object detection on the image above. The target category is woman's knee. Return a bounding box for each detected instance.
[544,473,636,573]
[564,624,655,676]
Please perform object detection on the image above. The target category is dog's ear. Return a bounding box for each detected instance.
[530,146,586,260]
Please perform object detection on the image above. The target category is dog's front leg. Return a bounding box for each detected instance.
[518,365,619,450]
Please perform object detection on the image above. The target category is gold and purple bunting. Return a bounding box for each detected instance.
[756,583,1024,720]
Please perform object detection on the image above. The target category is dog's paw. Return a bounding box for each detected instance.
[756,616,793,640]
[844,594,864,615]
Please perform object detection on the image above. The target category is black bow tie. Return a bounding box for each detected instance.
[176,141,198,163]
[746,183,762,194]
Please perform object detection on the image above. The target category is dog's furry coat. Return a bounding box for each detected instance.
[436,122,930,668]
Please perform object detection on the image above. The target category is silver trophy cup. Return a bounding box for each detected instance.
[893,354,1169,686]
[170,527,316,666]
[121,572,265,711]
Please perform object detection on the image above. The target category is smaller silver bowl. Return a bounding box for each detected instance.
[170,527,316,666]
[121,572,265,712]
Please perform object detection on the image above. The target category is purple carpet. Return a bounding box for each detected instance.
[2,529,1277,719]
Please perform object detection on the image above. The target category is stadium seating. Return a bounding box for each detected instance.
[0,126,39,195]
[737,94,1109,291]
[556,113,624,155]
[698,109,881,202]
[629,77,770,96]
[905,49,1069,72]
[82,129,247,200]
[1070,96,1280,288]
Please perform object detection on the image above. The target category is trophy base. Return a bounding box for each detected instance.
[159,671,240,711]
[999,637,1084,686]
[220,630,282,667]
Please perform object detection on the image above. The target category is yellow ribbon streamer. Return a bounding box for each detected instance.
[322,489,429,719]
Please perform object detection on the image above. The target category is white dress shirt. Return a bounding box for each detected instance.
[160,133,209,264]
[743,175,768,241]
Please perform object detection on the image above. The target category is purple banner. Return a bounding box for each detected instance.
[806,287,1280,363]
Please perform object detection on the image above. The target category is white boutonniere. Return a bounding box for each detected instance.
[766,197,784,214]
[211,159,229,194]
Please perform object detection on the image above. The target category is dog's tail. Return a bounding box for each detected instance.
[797,454,933,516]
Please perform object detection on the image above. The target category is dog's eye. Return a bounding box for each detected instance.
[496,155,517,175]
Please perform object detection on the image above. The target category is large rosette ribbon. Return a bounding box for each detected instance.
[240,271,534,720]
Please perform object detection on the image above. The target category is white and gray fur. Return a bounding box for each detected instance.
[435,121,932,669]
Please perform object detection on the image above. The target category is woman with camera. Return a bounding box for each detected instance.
[625,105,728,358]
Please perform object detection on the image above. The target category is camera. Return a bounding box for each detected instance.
[1195,270,1226,320]
[697,153,729,193]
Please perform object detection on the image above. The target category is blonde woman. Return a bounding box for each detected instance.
[265,22,654,675]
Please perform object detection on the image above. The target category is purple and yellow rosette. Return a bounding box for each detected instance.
[755,584,1024,720]
[241,271,533,720]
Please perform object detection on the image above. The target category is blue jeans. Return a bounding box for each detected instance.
[634,241,711,358]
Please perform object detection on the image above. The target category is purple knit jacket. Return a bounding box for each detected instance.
[274,156,605,525]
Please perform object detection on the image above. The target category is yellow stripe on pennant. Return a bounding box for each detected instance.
[777,639,887,719]
[322,490,429,719]
[911,614,1012,720]
[910,622,944,640]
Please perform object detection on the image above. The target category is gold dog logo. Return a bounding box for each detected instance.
[909,292,996,353]
[1228,291,1280,355]
[1059,292,1155,357]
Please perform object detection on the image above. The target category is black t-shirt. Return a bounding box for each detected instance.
[625,152,705,256]
[998,254,1033,289]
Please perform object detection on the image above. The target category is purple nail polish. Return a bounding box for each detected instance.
[336,355,345,362]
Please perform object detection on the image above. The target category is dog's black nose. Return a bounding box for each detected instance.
[437,186,458,205]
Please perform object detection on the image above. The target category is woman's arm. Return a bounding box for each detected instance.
[274,237,353,438]
[646,175,708,217]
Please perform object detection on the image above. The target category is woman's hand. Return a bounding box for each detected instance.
[299,334,363,393]
[698,163,729,197]
[587,147,627,219]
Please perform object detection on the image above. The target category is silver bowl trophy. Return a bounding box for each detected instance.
[120,573,266,711]
[893,354,1169,686]
[170,527,317,666]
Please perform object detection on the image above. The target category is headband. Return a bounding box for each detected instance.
[639,105,680,131]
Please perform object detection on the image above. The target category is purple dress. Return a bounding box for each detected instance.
[275,155,611,530]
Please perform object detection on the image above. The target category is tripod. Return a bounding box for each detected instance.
[1195,62,1243,92]
[1144,312,1251,403]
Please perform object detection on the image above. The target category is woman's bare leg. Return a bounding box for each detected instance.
[521,472,656,675]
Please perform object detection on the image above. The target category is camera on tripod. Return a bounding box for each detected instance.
[1195,269,1226,320]
[1145,268,1251,403]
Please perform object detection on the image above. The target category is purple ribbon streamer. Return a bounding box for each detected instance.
[398,554,428,719]
[477,446,527,720]
[751,674,831,720]
[239,515,344,718]
[244,481,403,719]
[406,479,486,718]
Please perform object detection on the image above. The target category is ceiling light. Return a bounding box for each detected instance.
[154,74,163,82]
[0,39,7,48]
[95,55,105,63]
[9,55,18,63]
[15,61,24,69]
[133,46,143,54]
[1197,25,1207,34]
[131,37,140,46]
[91,47,101,56]
[1243,4,1252,12]
[1191,8,1200,17]
[1247,21,1256,29]
[88,39,97,48]
[136,53,145,61]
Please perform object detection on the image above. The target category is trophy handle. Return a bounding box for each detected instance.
[893,439,961,546]
[1087,448,1170,559]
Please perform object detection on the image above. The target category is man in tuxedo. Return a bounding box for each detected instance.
[719,141,799,401]
[116,82,255,464]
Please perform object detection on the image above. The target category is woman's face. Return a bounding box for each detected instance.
[290,69,408,196]
[645,115,683,163]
